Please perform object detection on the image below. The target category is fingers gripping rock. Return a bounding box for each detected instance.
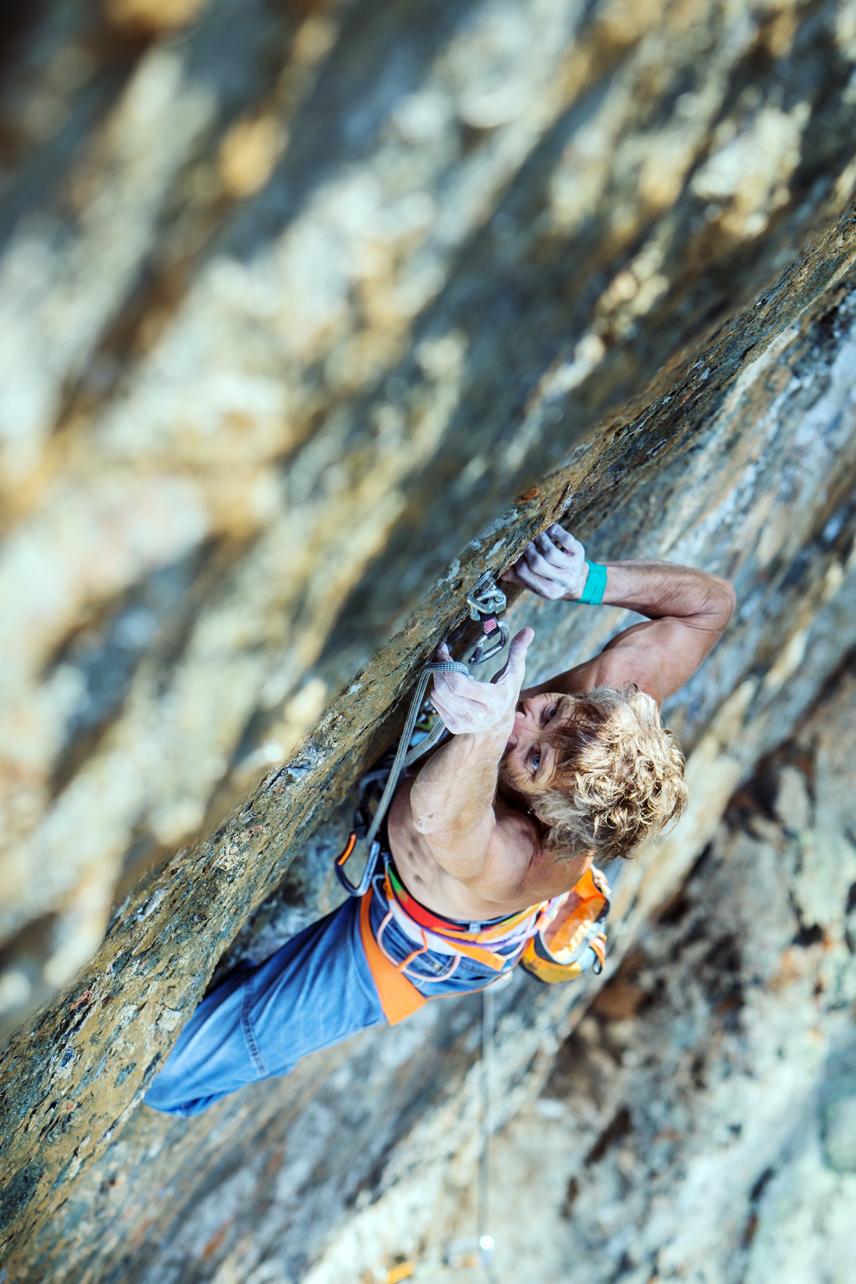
[502,522,588,600]
[430,628,533,735]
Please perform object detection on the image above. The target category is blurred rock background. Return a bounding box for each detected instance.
[0,0,854,1279]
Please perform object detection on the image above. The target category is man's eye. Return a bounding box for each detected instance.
[528,749,541,774]
[542,704,558,725]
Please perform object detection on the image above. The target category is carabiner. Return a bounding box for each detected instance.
[468,619,509,666]
[335,835,382,897]
[466,572,507,622]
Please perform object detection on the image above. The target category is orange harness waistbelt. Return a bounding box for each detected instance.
[357,864,611,1025]
[358,892,427,1025]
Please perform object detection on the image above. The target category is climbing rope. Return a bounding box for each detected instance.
[477,986,499,1284]
[388,989,501,1283]
[442,981,503,1280]
[342,571,510,1280]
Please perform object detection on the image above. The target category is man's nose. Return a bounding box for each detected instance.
[519,701,540,731]
[512,710,536,749]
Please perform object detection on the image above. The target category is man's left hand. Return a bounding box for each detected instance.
[502,523,588,600]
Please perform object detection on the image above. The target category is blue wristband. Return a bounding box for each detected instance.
[578,559,607,605]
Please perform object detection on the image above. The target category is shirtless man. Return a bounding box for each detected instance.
[144,525,735,1117]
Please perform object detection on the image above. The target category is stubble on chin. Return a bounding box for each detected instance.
[496,758,530,811]
[496,755,513,792]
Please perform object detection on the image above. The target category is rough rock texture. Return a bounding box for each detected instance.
[435,663,856,1284]
[1,0,855,1278]
[3,0,856,1021]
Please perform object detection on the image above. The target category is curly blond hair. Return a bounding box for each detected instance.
[532,685,687,862]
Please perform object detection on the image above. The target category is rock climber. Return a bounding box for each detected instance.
[144,524,735,1117]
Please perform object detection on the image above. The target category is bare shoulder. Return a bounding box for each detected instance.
[521,621,669,706]
[474,809,593,907]
[389,781,536,917]
[470,805,540,902]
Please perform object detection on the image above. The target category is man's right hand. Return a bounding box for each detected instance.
[502,523,589,600]
[430,628,534,736]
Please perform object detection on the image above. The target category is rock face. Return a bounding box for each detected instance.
[0,0,855,1279]
[434,664,856,1284]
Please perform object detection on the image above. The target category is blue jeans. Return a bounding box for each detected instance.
[143,886,519,1118]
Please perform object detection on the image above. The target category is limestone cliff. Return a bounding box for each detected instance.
[434,663,856,1284]
[1,1,855,1279]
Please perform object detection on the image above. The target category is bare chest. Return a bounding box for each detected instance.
[386,777,585,920]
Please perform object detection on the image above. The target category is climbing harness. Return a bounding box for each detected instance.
[519,864,609,983]
[360,856,548,1026]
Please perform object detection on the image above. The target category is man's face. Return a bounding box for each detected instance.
[498,691,577,800]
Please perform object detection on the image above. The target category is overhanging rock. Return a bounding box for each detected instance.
[2,238,855,1284]
[1,0,855,1278]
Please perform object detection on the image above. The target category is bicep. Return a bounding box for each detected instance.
[599,615,726,702]
[415,810,496,881]
[524,613,727,706]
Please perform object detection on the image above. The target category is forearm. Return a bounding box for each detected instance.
[409,726,508,840]
[509,528,736,705]
[581,559,736,625]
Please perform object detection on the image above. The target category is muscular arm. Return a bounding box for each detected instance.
[405,546,735,882]
[408,725,510,880]
[524,556,736,705]
[406,628,534,882]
